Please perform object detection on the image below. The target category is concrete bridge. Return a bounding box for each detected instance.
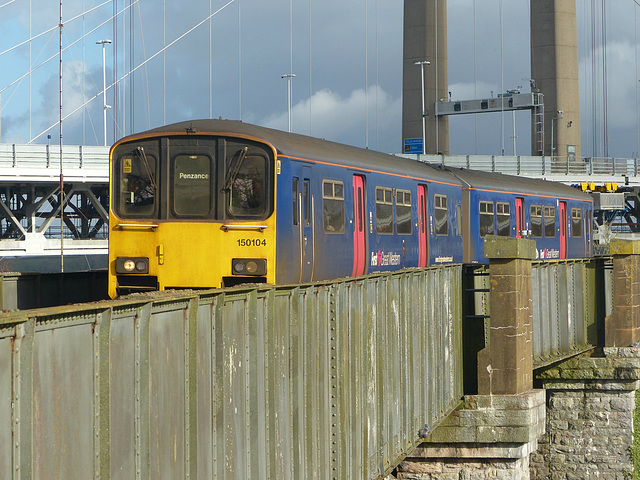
[1,237,640,478]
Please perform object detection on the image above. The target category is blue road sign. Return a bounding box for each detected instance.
[404,138,423,154]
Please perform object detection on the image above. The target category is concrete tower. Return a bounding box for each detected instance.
[531,0,581,160]
[402,0,449,155]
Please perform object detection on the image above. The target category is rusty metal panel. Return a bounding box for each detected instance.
[532,260,597,367]
[32,314,96,479]
[0,265,464,480]
[0,326,12,479]
[109,307,137,480]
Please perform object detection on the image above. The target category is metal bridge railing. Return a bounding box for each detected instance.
[400,153,640,181]
[0,266,463,479]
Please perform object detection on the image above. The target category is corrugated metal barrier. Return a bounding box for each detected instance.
[0,266,463,479]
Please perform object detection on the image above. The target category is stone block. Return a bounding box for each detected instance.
[609,238,640,255]
[484,236,537,260]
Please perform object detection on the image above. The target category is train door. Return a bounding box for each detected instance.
[352,175,366,276]
[301,167,314,282]
[559,201,567,259]
[417,184,428,267]
[516,198,525,238]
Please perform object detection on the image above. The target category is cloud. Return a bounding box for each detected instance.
[258,85,402,153]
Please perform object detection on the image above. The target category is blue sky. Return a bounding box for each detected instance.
[0,0,638,158]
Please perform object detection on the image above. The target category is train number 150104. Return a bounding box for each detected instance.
[237,238,267,247]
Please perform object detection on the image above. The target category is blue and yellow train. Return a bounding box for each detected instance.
[108,119,593,298]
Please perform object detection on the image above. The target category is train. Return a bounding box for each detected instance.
[108,119,593,298]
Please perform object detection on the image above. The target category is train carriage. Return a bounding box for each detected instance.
[108,119,593,298]
[108,119,465,297]
[451,168,593,262]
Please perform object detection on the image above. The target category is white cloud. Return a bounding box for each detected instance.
[257,85,402,153]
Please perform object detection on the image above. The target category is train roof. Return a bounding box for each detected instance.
[119,119,461,186]
[444,166,592,202]
[117,119,592,203]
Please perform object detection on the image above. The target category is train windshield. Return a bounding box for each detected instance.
[119,147,157,216]
[113,137,273,220]
[224,143,269,218]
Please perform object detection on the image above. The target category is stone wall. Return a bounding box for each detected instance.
[530,348,640,479]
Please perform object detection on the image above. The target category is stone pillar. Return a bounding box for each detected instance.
[397,237,544,479]
[477,236,536,395]
[531,0,581,160]
[402,0,449,155]
[532,347,640,479]
[606,239,640,347]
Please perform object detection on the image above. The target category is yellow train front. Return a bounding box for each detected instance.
[108,121,276,298]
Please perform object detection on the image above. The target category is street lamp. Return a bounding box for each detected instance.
[281,74,296,132]
[551,110,564,159]
[96,39,111,146]
[415,61,430,155]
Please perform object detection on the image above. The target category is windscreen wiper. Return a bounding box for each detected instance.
[223,146,248,192]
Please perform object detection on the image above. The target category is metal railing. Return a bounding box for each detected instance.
[0,266,463,479]
[400,153,640,181]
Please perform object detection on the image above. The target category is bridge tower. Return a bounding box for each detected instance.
[531,0,581,161]
[402,1,582,161]
[402,0,449,156]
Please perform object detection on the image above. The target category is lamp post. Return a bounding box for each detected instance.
[414,61,430,155]
[551,110,564,159]
[96,40,111,146]
[281,74,296,132]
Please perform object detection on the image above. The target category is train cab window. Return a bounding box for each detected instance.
[544,206,556,237]
[496,202,510,236]
[225,146,268,218]
[376,187,393,234]
[571,208,583,237]
[434,194,448,236]
[118,151,157,217]
[396,189,412,234]
[322,180,345,233]
[172,154,212,216]
[479,201,494,237]
[530,205,543,237]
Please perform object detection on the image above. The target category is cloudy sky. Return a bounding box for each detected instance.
[0,0,638,158]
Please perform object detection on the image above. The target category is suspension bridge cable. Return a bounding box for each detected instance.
[1,1,138,96]
[29,0,237,144]
[0,0,18,9]
[1,10,122,96]
[0,0,112,58]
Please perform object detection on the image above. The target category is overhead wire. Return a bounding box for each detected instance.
[30,0,237,143]
[1,1,136,96]
[0,0,18,9]
[0,0,112,58]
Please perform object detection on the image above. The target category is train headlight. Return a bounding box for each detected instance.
[231,258,266,276]
[116,257,149,274]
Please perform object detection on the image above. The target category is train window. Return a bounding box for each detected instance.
[479,201,494,237]
[434,194,448,236]
[496,202,510,236]
[544,206,556,237]
[322,180,345,233]
[172,154,212,216]
[303,180,310,226]
[530,205,543,237]
[376,187,393,234]
[118,151,157,217]
[571,208,583,237]
[292,178,299,225]
[226,147,268,218]
[396,189,412,234]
